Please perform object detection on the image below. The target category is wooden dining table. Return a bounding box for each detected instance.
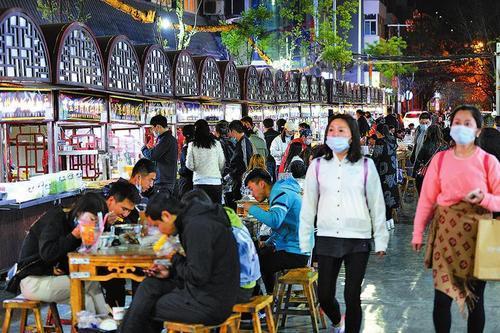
[68,245,159,329]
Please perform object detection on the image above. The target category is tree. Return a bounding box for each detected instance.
[271,0,315,69]
[365,37,417,80]
[404,3,499,110]
[37,0,91,23]
[316,0,359,73]
[221,5,272,65]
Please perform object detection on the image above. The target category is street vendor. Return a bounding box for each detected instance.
[243,168,311,295]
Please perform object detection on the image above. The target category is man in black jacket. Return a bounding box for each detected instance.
[120,192,240,333]
[142,115,178,195]
[215,120,235,178]
[225,120,254,210]
[263,118,280,182]
[17,193,109,314]
[356,109,370,137]
[263,118,279,151]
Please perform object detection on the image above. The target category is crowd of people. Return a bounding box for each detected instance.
[9,105,499,333]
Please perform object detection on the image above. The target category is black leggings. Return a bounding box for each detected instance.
[433,280,486,333]
[317,252,369,333]
[193,184,222,204]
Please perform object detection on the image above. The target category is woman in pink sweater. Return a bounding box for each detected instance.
[412,105,500,333]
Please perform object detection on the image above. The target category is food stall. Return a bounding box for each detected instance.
[269,70,287,122]
[237,65,262,125]
[258,67,275,129]
[0,9,86,272]
[167,50,199,132]
[137,44,175,143]
[317,76,331,140]
[218,60,242,122]
[39,23,108,181]
[194,56,224,126]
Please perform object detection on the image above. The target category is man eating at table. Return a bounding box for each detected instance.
[100,181,141,307]
[120,191,240,333]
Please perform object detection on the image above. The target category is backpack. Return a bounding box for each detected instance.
[224,207,261,286]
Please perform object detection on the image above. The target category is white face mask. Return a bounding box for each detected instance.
[450,125,476,145]
[326,136,350,153]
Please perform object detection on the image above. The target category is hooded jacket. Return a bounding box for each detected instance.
[170,199,240,322]
[248,178,309,255]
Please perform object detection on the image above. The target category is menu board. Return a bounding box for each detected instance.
[176,101,201,123]
[247,105,264,122]
[59,92,106,122]
[0,91,53,121]
[224,104,241,122]
[311,105,321,118]
[145,101,176,124]
[320,105,330,118]
[201,104,224,122]
[263,106,277,120]
[109,97,144,124]
[289,105,301,119]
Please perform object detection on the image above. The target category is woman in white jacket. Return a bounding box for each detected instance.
[299,114,389,333]
[270,122,297,173]
[186,119,225,203]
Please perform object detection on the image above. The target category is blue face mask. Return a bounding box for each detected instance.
[420,124,429,132]
[326,136,350,153]
[450,125,476,145]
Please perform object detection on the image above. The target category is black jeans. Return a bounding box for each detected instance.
[102,279,140,307]
[433,281,486,333]
[257,246,309,295]
[120,277,216,333]
[317,252,370,333]
[194,184,222,204]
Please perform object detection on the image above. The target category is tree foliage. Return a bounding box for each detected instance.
[365,37,417,79]
[221,5,272,65]
[316,0,358,71]
[37,0,91,23]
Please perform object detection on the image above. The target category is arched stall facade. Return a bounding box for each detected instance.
[193,56,223,124]
[0,8,57,273]
[166,50,200,125]
[259,67,276,126]
[218,60,241,121]
[273,70,289,122]
[237,65,263,125]
[98,35,146,179]
[137,44,175,145]
[0,8,53,186]
[297,73,312,130]
[42,23,109,180]
[307,75,325,140]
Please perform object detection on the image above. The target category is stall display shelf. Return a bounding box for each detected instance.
[0,189,81,210]
[58,149,104,156]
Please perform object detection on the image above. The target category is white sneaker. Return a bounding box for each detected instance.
[389,219,395,230]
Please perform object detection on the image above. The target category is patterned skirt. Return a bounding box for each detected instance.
[424,202,492,314]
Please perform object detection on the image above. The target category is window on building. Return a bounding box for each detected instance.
[151,0,173,8]
[184,0,198,13]
[364,14,377,35]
